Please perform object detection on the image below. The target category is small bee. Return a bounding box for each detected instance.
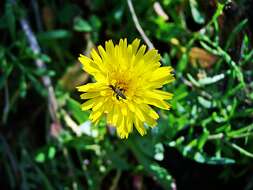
[109,85,126,100]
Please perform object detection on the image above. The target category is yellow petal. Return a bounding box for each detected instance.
[106,103,114,124]
[89,110,103,123]
[112,104,120,125]
[131,38,141,55]
[150,66,174,81]
[143,49,161,65]
[77,83,106,92]
[125,112,133,133]
[78,54,92,65]
[105,40,115,56]
[134,117,146,136]
[134,104,158,127]
[80,91,102,99]
[142,90,173,100]
[116,114,126,138]
[90,49,102,63]
[81,99,96,110]
[89,99,109,122]
[121,103,128,116]
[135,45,146,62]
[142,97,171,110]
[126,101,142,120]
[98,45,108,61]
[92,100,104,111]
[139,104,159,120]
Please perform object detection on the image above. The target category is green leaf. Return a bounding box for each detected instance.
[149,164,172,185]
[107,151,130,170]
[128,138,173,189]
[5,3,16,39]
[189,0,205,24]
[161,53,171,66]
[65,136,95,150]
[227,142,253,158]
[113,6,124,22]
[228,124,253,137]
[58,3,81,24]
[154,143,164,161]
[207,2,224,26]
[187,73,200,87]
[66,98,89,124]
[167,136,185,147]
[19,75,27,98]
[35,153,45,163]
[89,15,102,42]
[37,30,71,41]
[89,15,102,31]
[177,53,188,73]
[198,96,212,108]
[154,18,185,42]
[198,73,225,86]
[33,67,55,77]
[40,54,52,63]
[26,73,47,96]
[194,152,235,164]
[225,19,248,50]
[183,139,197,156]
[0,60,13,90]
[197,129,209,150]
[249,92,253,100]
[199,37,244,84]
[48,146,56,159]
[73,17,92,32]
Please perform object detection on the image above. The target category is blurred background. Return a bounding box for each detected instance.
[1,0,253,189]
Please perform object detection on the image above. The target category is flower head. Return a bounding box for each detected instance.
[77,39,174,138]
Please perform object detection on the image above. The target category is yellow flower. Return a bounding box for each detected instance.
[77,39,174,138]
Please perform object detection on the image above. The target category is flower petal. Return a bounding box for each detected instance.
[134,117,146,136]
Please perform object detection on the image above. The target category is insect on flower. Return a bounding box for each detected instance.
[77,38,175,138]
[109,84,127,100]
